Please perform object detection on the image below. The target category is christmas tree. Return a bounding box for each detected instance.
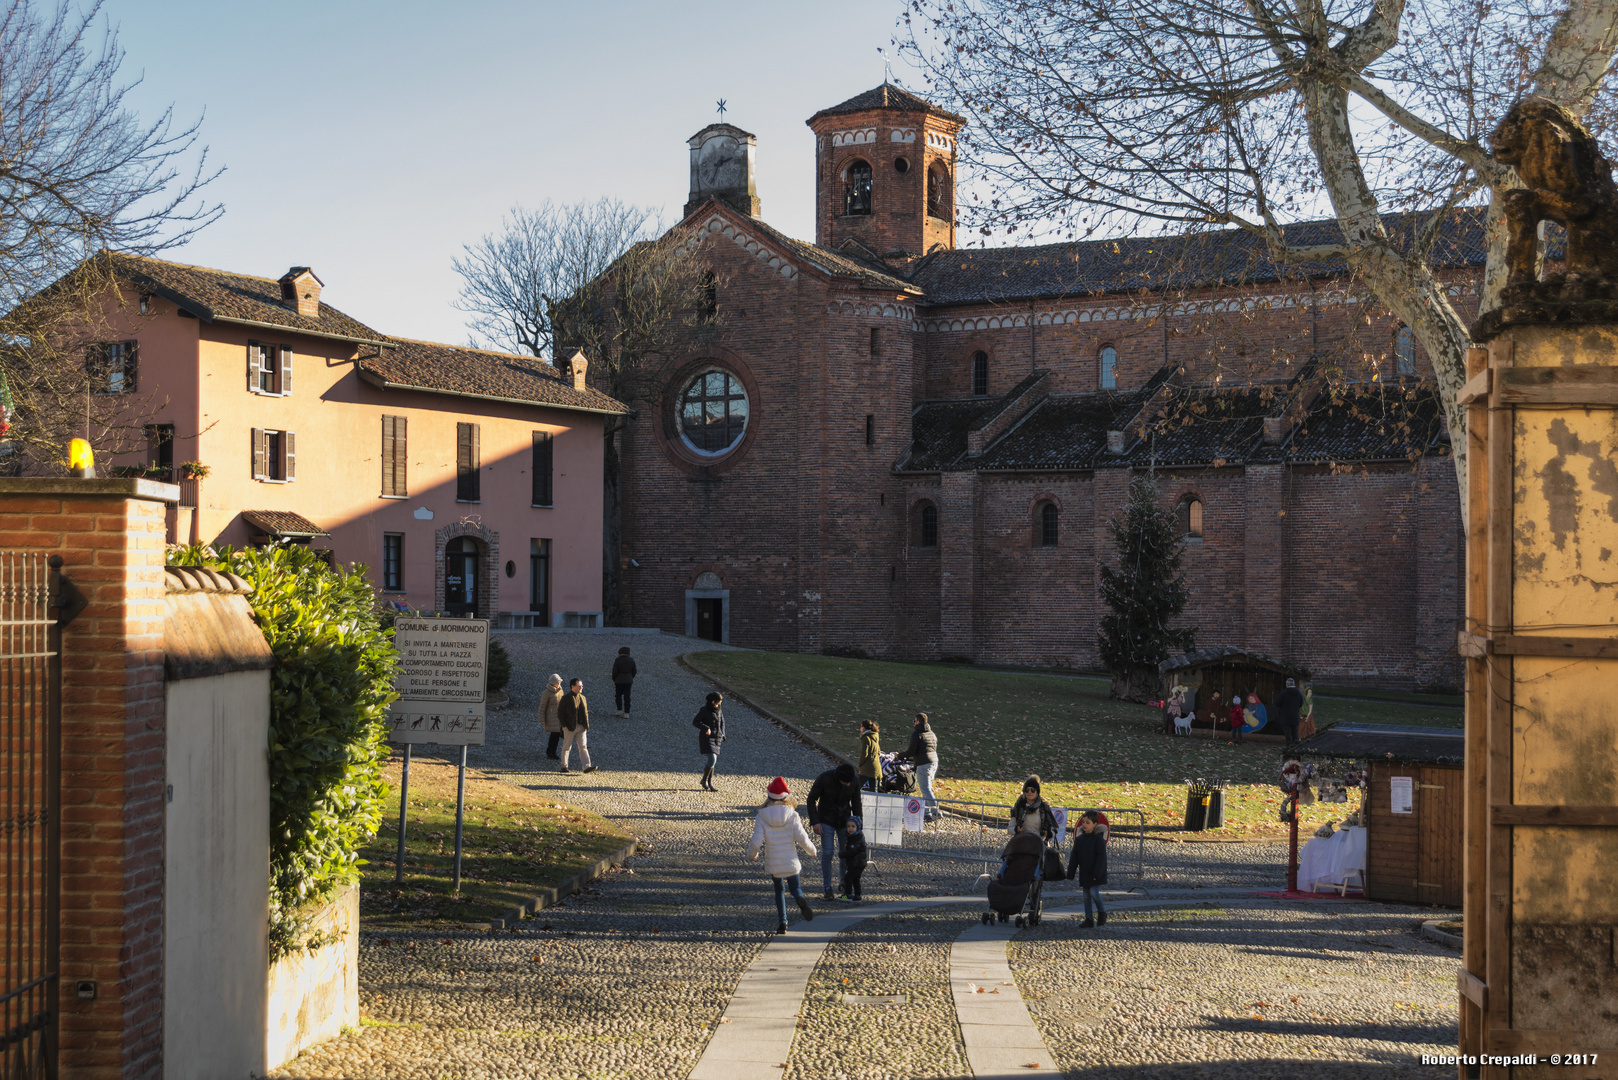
[1097,476,1196,701]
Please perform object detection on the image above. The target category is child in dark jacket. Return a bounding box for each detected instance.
[840,816,870,900]
[1066,811,1109,927]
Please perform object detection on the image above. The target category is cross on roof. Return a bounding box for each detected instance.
[716,99,727,119]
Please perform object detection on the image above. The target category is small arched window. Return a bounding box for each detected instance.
[1395,324,1416,375]
[1100,345,1118,389]
[844,159,873,215]
[1035,501,1059,548]
[971,351,988,396]
[1179,497,1204,539]
[927,164,951,220]
[913,502,939,548]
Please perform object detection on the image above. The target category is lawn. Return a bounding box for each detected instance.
[359,750,632,928]
[686,651,1460,838]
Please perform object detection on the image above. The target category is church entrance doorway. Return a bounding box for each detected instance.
[685,574,729,643]
[695,598,723,641]
[444,536,481,616]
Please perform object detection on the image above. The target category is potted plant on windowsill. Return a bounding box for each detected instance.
[179,461,211,480]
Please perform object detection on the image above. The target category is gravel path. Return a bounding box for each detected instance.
[268,630,1461,1080]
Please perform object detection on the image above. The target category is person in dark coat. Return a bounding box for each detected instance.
[896,712,940,821]
[805,763,860,900]
[1067,810,1109,927]
[1009,775,1060,841]
[558,678,594,774]
[840,815,870,901]
[1274,677,1305,746]
[693,691,725,791]
[611,646,637,718]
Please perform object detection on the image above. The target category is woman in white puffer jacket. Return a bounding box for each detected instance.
[746,776,819,934]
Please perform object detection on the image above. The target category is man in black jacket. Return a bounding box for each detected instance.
[1274,678,1306,747]
[692,692,725,791]
[896,712,940,821]
[805,763,860,900]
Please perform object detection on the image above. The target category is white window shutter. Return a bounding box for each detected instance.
[284,431,296,481]
[251,427,265,479]
[248,342,259,393]
[280,346,293,395]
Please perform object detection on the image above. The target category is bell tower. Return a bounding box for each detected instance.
[684,123,761,220]
[805,84,964,263]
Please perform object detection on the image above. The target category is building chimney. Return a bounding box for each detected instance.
[562,350,588,391]
[1263,416,1286,444]
[1106,430,1127,455]
[278,267,322,318]
[684,123,761,219]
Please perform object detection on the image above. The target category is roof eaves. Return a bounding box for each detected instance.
[355,367,629,417]
[214,314,391,348]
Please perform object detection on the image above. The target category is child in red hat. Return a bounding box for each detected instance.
[746,777,818,934]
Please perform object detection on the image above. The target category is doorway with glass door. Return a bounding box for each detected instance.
[444,536,480,616]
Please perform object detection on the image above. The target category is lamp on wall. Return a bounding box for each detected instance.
[68,438,96,478]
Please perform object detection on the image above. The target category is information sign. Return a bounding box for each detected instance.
[387,617,489,746]
[861,792,906,847]
[1390,775,1414,815]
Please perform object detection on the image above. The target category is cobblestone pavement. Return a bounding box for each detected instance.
[269,631,1459,1080]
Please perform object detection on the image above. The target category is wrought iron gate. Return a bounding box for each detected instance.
[1,553,63,1080]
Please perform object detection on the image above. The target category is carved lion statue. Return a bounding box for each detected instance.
[1491,98,1618,291]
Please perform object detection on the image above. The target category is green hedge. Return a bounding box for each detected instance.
[170,543,398,959]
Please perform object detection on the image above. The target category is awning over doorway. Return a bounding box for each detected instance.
[242,509,330,541]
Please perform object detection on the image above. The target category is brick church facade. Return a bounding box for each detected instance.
[617,85,1475,690]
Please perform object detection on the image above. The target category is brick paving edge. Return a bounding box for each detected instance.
[462,838,639,931]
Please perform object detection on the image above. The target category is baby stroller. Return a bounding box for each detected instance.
[878,752,918,794]
[981,832,1046,927]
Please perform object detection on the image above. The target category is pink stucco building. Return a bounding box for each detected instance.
[93,254,626,625]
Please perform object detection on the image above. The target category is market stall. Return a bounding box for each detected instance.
[1283,722,1464,906]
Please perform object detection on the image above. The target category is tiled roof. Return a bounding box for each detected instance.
[242,510,329,537]
[106,253,388,344]
[807,84,966,126]
[689,205,920,293]
[905,377,1448,474]
[908,209,1487,306]
[357,339,629,415]
[1273,386,1446,464]
[901,397,1003,471]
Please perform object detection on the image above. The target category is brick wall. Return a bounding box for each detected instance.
[808,106,960,259]
[0,478,174,1080]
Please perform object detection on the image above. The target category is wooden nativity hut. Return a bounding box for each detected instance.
[1160,646,1311,737]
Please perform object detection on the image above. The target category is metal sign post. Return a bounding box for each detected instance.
[386,617,489,895]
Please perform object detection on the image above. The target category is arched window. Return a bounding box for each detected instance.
[1099,345,1118,389]
[844,159,873,216]
[927,164,951,220]
[1035,501,1059,548]
[1178,497,1204,539]
[679,369,749,456]
[971,351,988,396]
[913,502,939,547]
[1395,324,1416,375]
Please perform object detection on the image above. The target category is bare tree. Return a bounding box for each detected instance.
[453,199,720,622]
[0,0,222,470]
[903,0,1618,504]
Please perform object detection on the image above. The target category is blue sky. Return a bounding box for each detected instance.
[104,0,917,346]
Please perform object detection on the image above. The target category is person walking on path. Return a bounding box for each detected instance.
[1066,810,1109,927]
[856,720,881,791]
[693,691,726,791]
[611,646,637,718]
[745,776,817,934]
[1274,677,1305,747]
[805,763,861,900]
[1009,775,1060,841]
[558,678,595,774]
[840,815,870,901]
[896,712,940,821]
[539,673,564,760]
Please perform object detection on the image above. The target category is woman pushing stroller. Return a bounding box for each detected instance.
[1009,775,1060,841]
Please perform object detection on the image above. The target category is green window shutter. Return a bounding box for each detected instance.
[532,431,553,506]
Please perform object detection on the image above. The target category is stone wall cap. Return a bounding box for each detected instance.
[165,565,254,596]
[0,477,179,501]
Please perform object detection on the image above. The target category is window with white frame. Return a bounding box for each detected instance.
[250,427,296,482]
[87,341,138,395]
[248,340,293,395]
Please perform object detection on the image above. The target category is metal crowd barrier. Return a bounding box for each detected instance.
[860,794,1145,880]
